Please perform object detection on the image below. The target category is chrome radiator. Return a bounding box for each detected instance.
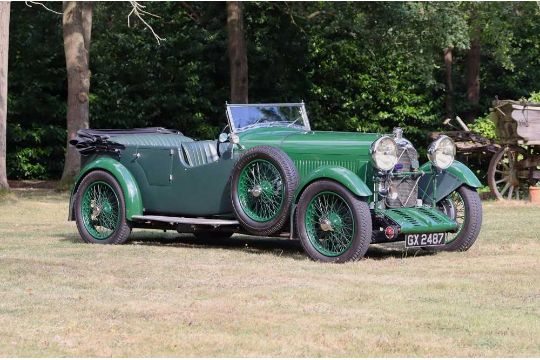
[386,129,420,208]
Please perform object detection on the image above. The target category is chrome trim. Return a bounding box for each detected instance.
[427,135,456,170]
[370,136,398,171]
[319,218,333,232]
[250,185,262,198]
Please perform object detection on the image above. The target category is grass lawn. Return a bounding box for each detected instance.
[0,189,538,357]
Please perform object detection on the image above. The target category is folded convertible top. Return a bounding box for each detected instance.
[76,127,181,137]
[70,127,183,155]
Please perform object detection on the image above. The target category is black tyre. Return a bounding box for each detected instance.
[231,146,299,236]
[193,231,234,241]
[296,180,372,262]
[74,170,131,244]
[436,185,482,251]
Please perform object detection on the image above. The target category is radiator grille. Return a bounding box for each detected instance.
[386,145,419,208]
[294,159,363,178]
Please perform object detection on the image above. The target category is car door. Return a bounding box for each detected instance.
[137,141,237,217]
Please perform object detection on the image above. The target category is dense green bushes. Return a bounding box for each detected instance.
[6,2,540,179]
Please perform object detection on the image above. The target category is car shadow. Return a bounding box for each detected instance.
[59,230,435,261]
[365,243,436,260]
[129,232,307,260]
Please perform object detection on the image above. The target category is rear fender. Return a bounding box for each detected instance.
[68,157,143,221]
[419,160,482,203]
[295,165,372,202]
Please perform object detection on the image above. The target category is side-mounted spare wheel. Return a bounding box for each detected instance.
[231,146,299,236]
[296,180,372,262]
[74,170,131,244]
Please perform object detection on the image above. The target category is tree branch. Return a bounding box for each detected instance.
[127,1,165,44]
[179,2,201,24]
[25,1,62,15]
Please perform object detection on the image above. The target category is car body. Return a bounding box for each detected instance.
[69,103,482,262]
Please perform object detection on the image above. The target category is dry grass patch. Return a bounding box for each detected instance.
[0,190,538,356]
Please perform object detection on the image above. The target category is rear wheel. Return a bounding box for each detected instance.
[74,170,131,244]
[296,180,372,262]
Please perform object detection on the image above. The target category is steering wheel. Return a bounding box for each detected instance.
[216,124,230,157]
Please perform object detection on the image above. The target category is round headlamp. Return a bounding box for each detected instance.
[370,136,398,171]
[428,135,456,170]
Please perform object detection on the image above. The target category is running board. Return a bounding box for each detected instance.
[131,215,239,226]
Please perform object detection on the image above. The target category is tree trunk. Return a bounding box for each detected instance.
[0,2,10,190]
[227,1,248,104]
[444,46,454,120]
[60,1,92,184]
[465,34,481,122]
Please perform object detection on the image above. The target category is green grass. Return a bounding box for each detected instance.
[0,190,539,356]
[0,188,11,199]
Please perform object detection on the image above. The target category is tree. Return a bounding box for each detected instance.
[464,27,481,122]
[60,1,92,184]
[444,46,455,119]
[0,1,10,190]
[4,2,540,181]
[460,2,520,122]
[227,1,248,103]
[60,1,163,184]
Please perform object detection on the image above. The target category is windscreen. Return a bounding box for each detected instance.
[227,104,309,132]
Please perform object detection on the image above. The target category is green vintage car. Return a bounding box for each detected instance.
[68,102,482,262]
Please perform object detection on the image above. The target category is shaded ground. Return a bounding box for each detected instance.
[0,190,538,356]
[7,180,58,189]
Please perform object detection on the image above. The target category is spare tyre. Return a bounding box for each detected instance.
[231,146,299,236]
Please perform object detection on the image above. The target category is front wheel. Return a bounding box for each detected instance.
[74,170,131,244]
[296,180,372,262]
[436,185,482,251]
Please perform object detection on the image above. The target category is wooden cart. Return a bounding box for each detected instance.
[429,118,500,194]
[487,99,540,200]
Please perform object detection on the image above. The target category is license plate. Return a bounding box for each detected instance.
[405,233,446,248]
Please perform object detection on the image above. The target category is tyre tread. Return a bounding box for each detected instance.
[443,185,482,252]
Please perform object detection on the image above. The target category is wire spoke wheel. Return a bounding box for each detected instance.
[231,146,298,236]
[432,185,482,252]
[489,146,529,200]
[81,181,120,240]
[238,159,285,222]
[438,191,466,244]
[304,191,355,257]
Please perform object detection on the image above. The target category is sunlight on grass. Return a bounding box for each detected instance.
[0,190,538,356]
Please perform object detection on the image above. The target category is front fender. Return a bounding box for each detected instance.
[418,160,482,203]
[296,165,372,201]
[68,157,143,221]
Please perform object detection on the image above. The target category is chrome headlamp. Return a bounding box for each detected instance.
[370,136,398,171]
[428,135,456,170]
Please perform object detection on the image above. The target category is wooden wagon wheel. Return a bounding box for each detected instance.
[488,146,529,200]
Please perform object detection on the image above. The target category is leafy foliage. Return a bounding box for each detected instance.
[6,1,540,179]
[7,2,65,179]
[468,113,497,140]
[529,91,540,103]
